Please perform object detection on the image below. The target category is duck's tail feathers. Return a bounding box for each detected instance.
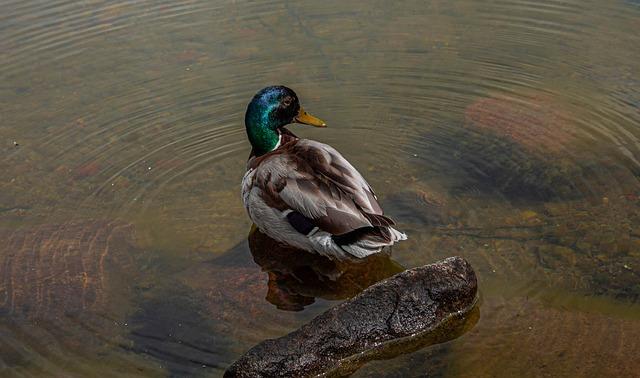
[332,226,407,259]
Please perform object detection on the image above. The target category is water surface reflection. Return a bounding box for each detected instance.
[2,0,640,375]
[248,227,404,311]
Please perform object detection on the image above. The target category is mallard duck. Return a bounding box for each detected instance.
[241,86,407,259]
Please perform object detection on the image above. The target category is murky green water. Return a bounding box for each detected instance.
[1,0,640,376]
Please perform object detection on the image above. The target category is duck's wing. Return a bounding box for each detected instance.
[252,138,394,236]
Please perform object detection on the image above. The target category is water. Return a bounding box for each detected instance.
[1,0,640,376]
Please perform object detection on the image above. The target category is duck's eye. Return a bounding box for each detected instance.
[282,97,292,107]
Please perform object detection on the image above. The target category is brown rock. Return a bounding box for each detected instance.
[225,256,478,377]
[73,161,102,179]
[447,296,640,377]
[0,220,140,318]
[0,220,155,374]
[465,94,576,155]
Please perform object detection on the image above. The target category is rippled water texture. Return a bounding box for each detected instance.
[1,0,640,376]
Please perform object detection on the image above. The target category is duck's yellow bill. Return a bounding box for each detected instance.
[294,107,326,127]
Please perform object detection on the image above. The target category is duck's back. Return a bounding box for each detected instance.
[242,131,406,259]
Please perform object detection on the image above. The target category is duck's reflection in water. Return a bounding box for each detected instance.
[248,227,405,311]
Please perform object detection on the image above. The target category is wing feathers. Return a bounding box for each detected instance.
[362,212,396,228]
[253,136,402,240]
[285,211,316,235]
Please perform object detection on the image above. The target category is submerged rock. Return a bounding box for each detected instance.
[0,220,157,374]
[394,194,640,304]
[0,220,143,318]
[455,92,640,201]
[446,296,640,377]
[450,127,581,201]
[464,94,576,156]
[127,283,231,376]
[405,92,587,202]
[167,229,405,354]
[382,189,453,227]
[225,256,477,377]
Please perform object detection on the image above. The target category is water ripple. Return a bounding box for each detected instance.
[1,0,640,375]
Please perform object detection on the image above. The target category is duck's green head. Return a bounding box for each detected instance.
[245,85,326,156]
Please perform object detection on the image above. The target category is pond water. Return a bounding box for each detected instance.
[1,0,640,376]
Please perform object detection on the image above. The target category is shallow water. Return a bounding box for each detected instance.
[1,0,640,376]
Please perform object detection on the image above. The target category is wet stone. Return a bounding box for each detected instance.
[124,229,406,374]
[225,256,477,378]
